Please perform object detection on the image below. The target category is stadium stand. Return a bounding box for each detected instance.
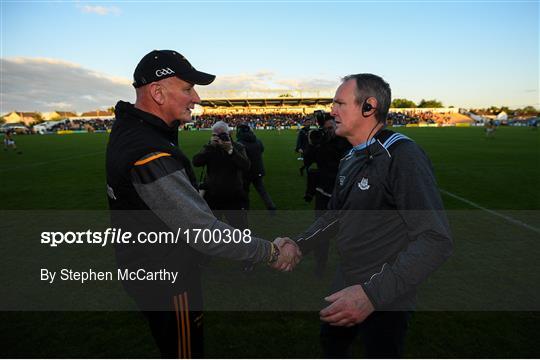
[9,95,499,135]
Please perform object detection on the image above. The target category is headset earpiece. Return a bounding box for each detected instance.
[362,97,377,115]
[362,102,373,112]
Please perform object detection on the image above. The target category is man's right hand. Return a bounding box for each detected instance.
[270,237,302,272]
[219,140,233,153]
[210,136,232,153]
[210,138,219,146]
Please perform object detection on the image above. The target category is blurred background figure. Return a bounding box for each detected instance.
[295,123,310,175]
[485,118,497,137]
[303,111,351,278]
[236,124,277,213]
[3,130,22,154]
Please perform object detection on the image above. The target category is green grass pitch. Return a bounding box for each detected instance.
[0,127,539,357]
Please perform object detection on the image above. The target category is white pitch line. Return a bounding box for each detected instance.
[440,189,540,235]
[0,151,104,173]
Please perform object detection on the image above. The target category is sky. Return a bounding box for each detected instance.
[0,0,538,113]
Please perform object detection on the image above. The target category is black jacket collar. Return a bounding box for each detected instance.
[115,101,179,134]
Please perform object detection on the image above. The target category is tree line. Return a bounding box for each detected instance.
[390,99,538,116]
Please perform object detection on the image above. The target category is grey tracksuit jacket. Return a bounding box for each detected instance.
[296,129,453,310]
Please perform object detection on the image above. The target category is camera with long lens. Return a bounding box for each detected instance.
[217,132,230,141]
[307,111,333,147]
[313,110,334,127]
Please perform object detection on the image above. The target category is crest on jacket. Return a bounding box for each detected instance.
[358,177,370,190]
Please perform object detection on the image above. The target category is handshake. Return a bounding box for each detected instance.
[268,237,302,272]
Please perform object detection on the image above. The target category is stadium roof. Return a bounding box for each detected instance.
[201,97,333,108]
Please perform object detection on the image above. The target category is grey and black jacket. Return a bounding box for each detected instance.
[106,101,272,300]
[295,129,453,310]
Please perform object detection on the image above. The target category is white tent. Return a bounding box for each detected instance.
[496,111,508,121]
[469,113,485,122]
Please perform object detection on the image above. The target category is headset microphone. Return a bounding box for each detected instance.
[362,97,381,165]
[364,122,378,166]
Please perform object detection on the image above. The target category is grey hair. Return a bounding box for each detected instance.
[212,121,230,133]
[342,73,391,124]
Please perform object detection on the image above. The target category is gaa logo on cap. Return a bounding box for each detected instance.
[155,68,175,77]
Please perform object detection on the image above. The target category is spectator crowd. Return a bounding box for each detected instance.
[192,114,308,129]
[48,118,115,132]
[387,111,451,125]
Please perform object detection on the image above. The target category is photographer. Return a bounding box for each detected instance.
[295,123,310,158]
[192,121,250,230]
[303,111,351,277]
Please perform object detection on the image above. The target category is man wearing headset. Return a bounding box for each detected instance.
[291,74,453,357]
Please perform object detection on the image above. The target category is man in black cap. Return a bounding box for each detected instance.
[106,50,301,358]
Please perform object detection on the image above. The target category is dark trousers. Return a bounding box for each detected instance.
[143,291,204,358]
[243,176,276,210]
[320,311,411,358]
[204,194,248,230]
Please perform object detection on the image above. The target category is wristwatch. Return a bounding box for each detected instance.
[267,243,280,264]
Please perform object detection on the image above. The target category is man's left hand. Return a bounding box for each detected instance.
[320,285,374,327]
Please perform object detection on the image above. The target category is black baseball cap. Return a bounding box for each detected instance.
[133,50,216,88]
